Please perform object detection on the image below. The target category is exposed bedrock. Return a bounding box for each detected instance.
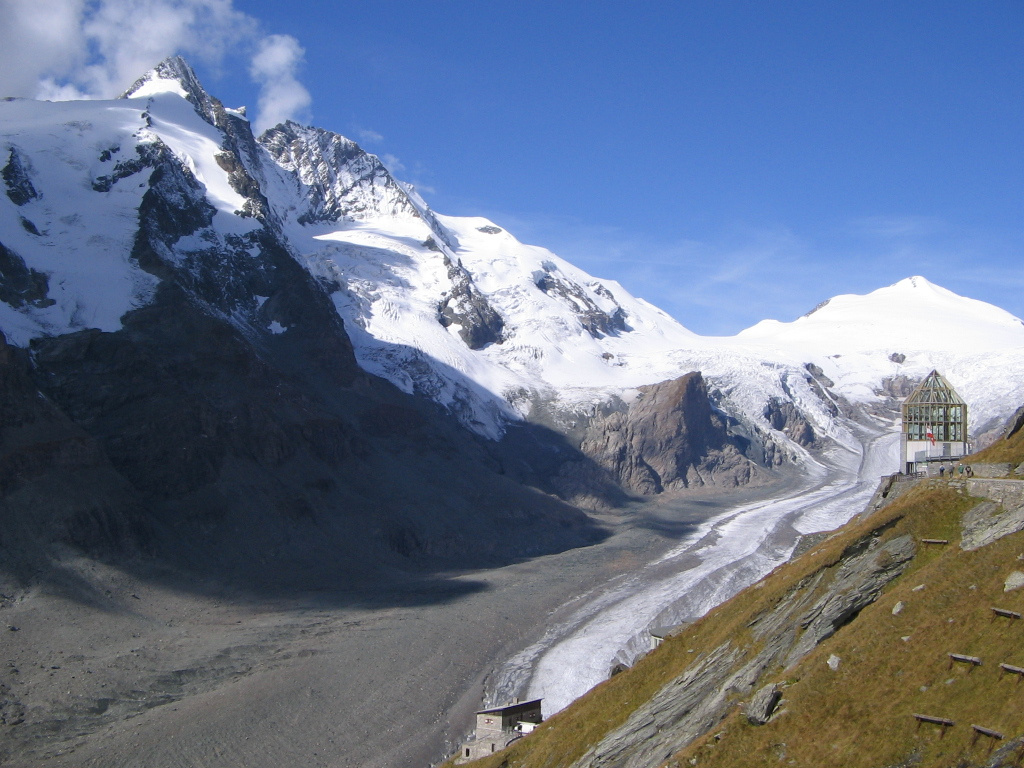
[0,330,150,566]
[3,147,39,206]
[534,267,629,339]
[570,531,916,768]
[576,372,762,496]
[762,397,816,448]
[437,253,505,349]
[258,120,416,224]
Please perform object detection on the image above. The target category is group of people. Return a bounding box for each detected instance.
[938,463,973,478]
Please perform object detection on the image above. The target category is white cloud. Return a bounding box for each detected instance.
[249,34,311,133]
[358,129,384,144]
[0,0,88,97]
[78,0,256,98]
[380,153,405,173]
[0,0,311,134]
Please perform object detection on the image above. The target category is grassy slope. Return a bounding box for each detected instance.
[970,422,1024,465]
[451,482,1024,768]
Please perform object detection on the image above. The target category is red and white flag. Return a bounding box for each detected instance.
[926,427,935,445]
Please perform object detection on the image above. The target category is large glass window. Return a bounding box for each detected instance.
[901,371,967,447]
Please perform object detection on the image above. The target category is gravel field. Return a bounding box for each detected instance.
[0,482,784,768]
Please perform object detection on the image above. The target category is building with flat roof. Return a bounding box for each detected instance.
[457,699,543,762]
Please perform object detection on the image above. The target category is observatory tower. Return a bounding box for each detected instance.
[900,370,969,474]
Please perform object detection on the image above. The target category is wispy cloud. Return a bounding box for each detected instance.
[249,34,311,133]
[847,214,946,240]
[357,128,384,144]
[0,0,311,133]
[379,153,405,173]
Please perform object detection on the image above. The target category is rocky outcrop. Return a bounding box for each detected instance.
[782,533,915,665]
[91,142,162,193]
[574,642,744,768]
[793,363,839,422]
[877,375,918,399]
[0,240,53,309]
[437,254,505,349]
[0,330,149,562]
[122,56,221,125]
[122,57,271,221]
[571,530,916,768]
[1002,405,1024,440]
[533,264,629,339]
[578,373,760,495]
[259,121,416,224]
[2,147,38,206]
[763,398,816,447]
[960,480,1024,551]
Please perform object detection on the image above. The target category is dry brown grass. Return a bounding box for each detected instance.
[679,487,1024,768]
[448,483,1024,768]
[971,422,1024,465]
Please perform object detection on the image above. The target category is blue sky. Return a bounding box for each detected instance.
[3,1,1022,334]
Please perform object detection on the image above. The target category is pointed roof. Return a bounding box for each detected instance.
[904,370,966,406]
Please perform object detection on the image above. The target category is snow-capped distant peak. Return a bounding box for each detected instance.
[738,275,1024,354]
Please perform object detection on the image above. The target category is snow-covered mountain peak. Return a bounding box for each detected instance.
[121,56,224,126]
[737,275,1024,355]
[3,57,1022,454]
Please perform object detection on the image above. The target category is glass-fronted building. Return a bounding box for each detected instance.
[901,370,969,474]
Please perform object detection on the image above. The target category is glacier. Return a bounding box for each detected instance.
[4,56,1024,758]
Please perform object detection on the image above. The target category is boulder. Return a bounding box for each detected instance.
[745,683,782,725]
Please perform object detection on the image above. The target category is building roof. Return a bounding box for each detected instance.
[477,699,543,716]
[903,370,966,406]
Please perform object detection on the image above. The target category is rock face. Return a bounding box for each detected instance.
[570,530,916,768]
[782,533,915,666]
[960,480,1024,551]
[0,241,51,309]
[2,148,38,206]
[763,398,816,447]
[259,121,417,224]
[533,265,630,339]
[578,373,760,495]
[437,253,505,349]
[1002,405,1024,440]
[0,329,149,566]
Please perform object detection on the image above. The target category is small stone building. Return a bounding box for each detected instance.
[457,699,543,761]
[901,370,969,474]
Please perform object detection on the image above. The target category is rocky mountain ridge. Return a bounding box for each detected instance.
[0,57,766,587]
[2,57,1023,575]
